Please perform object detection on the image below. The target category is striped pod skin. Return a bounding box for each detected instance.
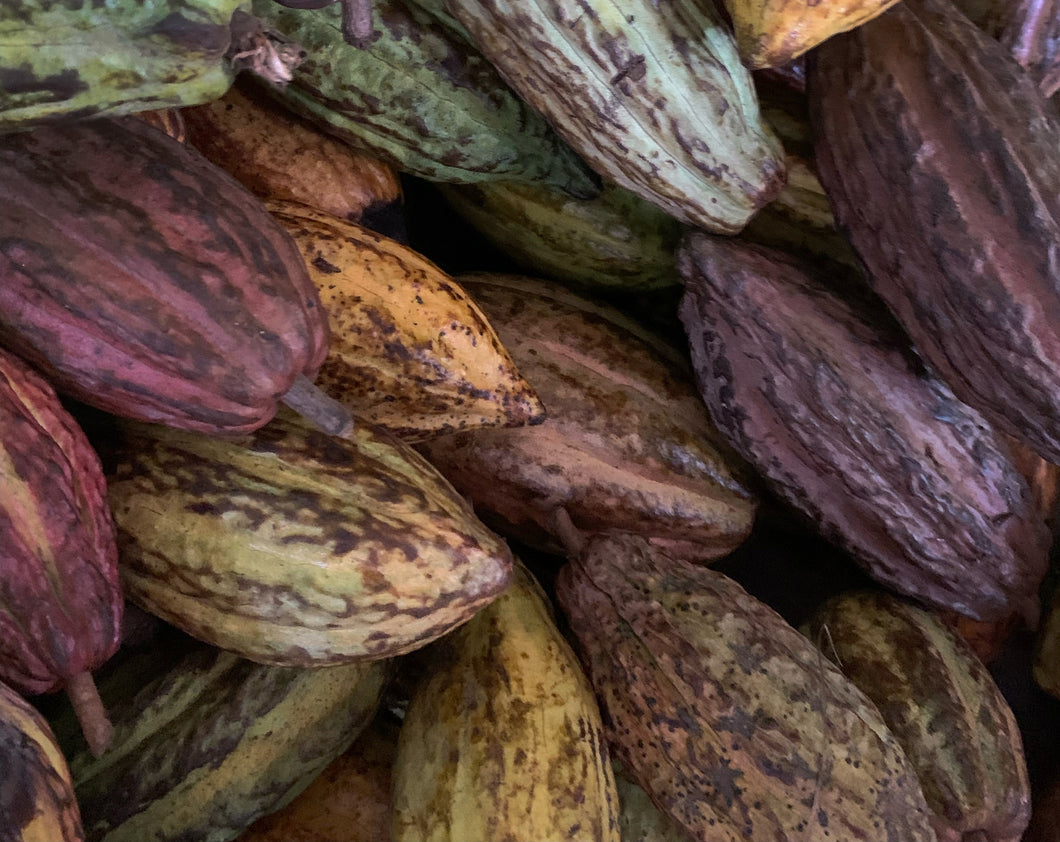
[677,235,1051,622]
[0,0,242,133]
[417,273,758,564]
[0,117,329,436]
[267,201,545,440]
[439,0,786,233]
[0,348,122,696]
[249,0,600,197]
[61,644,388,842]
[803,591,1031,842]
[555,533,937,842]
[392,562,620,842]
[809,0,1060,464]
[0,680,84,842]
[105,411,514,666]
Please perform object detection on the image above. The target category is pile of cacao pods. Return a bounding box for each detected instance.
[2,0,1058,840]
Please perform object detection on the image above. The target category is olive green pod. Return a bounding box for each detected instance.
[803,590,1031,842]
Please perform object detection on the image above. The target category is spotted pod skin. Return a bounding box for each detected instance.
[59,643,388,842]
[0,0,243,133]
[803,591,1031,842]
[0,680,84,842]
[417,273,758,563]
[0,117,329,436]
[555,533,937,842]
[677,234,1051,622]
[248,0,599,196]
[391,561,620,842]
[440,0,786,233]
[0,348,123,696]
[267,200,544,440]
[105,411,513,666]
[809,0,1060,464]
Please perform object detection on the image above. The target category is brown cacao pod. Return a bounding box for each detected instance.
[417,273,758,562]
[0,117,335,436]
[803,591,1031,842]
[0,348,122,756]
[808,0,1060,464]
[677,234,1051,621]
[555,531,937,842]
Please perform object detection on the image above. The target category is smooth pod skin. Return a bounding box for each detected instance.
[803,591,1032,842]
[418,273,758,562]
[0,116,329,435]
[106,412,514,665]
[677,234,1051,621]
[0,348,122,695]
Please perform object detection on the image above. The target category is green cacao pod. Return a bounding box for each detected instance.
[104,411,513,666]
[54,640,388,842]
[803,591,1031,842]
[249,0,599,196]
[0,116,346,437]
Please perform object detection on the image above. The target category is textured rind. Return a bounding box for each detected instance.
[63,643,387,842]
[391,562,620,842]
[105,412,514,665]
[0,679,84,842]
[182,83,403,224]
[417,273,757,562]
[0,348,123,695]
[443,0,785,232]
[803,591,1031,842]
[0,117,329,435]
[438,179,686,292]
[0,0,240,133]
[808,0,1060,463]
[677,234,1050,621]
[267,200,545,440]
[249,0,599,196]
[723,0,901,69]
[555,533,937,842]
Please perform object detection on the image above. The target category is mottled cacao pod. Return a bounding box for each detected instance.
[804,591,1031,842]
[809,0,1060,463]
[0,348,122,755]
[677,234,1050,621]
[556,531,937,842]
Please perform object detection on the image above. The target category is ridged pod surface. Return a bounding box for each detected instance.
[417,274,757,562]
[722,0,901,68]
[105,412,513,665]
[267,201,545,440]
[391,562,620,842]
[1,680,84,842]
[60,643,387,842]
[441,0,785,232]
[0,117,329,435]
[555,532,936,842]
[249,0,598,196]
[0,348,122,696]
[183,83,404,229]
[809,0,1060,463]
[803,591,1031,842]
[677,234,1050,621]
[438,180,686,292]
[0,0,242,132]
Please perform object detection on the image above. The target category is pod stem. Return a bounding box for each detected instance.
[550,507,585,559]
[282,374,355,438]
[66,671,113,758]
